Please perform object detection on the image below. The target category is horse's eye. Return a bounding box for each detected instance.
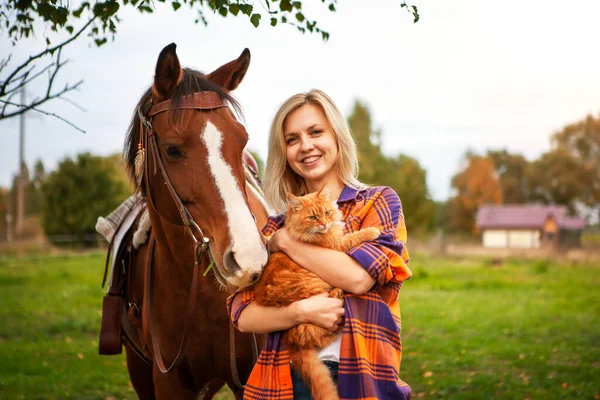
[165,145,184,159]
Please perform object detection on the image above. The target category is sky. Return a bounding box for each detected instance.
[2,0,600,201]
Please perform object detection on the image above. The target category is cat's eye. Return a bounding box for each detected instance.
[308,215,318,221]
[325,210,331,216]
[165,145,184,159]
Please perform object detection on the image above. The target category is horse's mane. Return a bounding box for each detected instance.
[124,68,243,185]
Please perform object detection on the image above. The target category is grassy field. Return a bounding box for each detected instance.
[0,252,598,399]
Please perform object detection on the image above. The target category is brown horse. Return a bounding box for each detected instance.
[114,43,269,399]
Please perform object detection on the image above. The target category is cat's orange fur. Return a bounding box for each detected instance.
[253,188,380,400]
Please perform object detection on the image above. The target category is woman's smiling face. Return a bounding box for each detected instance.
[283,104,339,192]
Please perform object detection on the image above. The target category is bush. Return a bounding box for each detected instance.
[41,152,131,245]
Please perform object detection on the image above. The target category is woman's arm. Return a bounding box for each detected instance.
[269,230,376,295]
[237,292,344,333]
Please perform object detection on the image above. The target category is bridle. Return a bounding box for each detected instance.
[137,91,259,388]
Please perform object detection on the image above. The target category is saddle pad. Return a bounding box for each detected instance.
[105,200,145,292]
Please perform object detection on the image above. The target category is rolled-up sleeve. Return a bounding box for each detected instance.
[227,287,256,329]
[347,187,412,286]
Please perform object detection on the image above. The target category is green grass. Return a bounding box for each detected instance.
[0,253,598,399]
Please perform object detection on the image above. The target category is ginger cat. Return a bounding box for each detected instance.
[253,188,380,400]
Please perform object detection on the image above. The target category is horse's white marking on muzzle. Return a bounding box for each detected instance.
[201,121,268,286]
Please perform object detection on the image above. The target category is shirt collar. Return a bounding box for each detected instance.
[337,185,361,204]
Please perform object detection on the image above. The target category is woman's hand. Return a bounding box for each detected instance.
[294,293,345,331]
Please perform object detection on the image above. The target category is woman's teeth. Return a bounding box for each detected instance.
[302,156,321,164]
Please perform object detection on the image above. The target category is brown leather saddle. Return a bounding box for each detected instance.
[99,208,152,363]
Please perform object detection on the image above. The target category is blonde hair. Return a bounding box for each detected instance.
[264,89,365,213]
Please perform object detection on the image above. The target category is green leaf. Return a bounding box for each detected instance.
[203,259,214,276]
[328,3,335,11]
[281,15,287,23]
[229,3,239,15]
[172,1,181,11]
[94,38,108,46]
[280,0,292,12]
[66,25,74,34]
[250,13,261,27]
[270,17,277,26]
[239,4,252,15]
[292,1,301,9]
[295,12,304,22]
[321,31,329,41]
[106,2,120,17]
[218,6,227,16]
[412,5,419,23]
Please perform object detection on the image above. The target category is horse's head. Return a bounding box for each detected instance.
[126,43,267,288]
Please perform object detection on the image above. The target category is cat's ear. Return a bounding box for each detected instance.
[318,184,331,199]
[286,193,302,208]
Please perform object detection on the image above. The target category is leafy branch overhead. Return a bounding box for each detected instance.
[2,0,420,47]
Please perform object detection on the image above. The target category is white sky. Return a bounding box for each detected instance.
[1,0,600,200]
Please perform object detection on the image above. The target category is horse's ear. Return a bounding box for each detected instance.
[153,43,182,101]
[207,48,251,91]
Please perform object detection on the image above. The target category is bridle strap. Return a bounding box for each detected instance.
[230,319,259,390]
[148,92,227,117]
[146,236,208,373]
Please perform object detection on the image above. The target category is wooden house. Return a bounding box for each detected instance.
[476,205,586,249]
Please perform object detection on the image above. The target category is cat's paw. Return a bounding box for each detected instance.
[329,288,344,299]
[363,227,381,241]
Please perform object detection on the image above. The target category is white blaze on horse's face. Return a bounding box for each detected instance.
[201,121,268,287]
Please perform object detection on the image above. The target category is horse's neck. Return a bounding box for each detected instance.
[147,211,194,270]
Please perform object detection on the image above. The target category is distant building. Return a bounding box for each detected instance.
[476,205,586,249]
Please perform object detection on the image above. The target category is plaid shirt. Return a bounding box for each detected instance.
[227,186,412,400]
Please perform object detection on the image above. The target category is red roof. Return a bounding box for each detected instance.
[476,205,586,231]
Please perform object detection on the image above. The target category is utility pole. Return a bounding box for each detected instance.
[16,87,25,238]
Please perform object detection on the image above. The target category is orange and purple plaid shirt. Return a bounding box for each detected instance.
[227,186,412,400]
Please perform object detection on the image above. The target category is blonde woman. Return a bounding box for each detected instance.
[228,89,412,400]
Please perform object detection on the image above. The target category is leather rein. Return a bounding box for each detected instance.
[137,91,258,387]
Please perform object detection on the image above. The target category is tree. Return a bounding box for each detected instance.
[386,154,436,234]
[448,154,503,234]
[1,1,418,129]
[41,152,131,243]
[347,100,435,234]
[487,149,530,204]
[551,112,600,218]
[527,148,590,215]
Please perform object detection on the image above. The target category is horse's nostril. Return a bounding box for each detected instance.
[250,273,260,284]
[224,246,241,274]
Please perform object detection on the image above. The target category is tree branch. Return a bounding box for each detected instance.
[1,79,83,120]
[0,17,95,97]
[0,97,86,133]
